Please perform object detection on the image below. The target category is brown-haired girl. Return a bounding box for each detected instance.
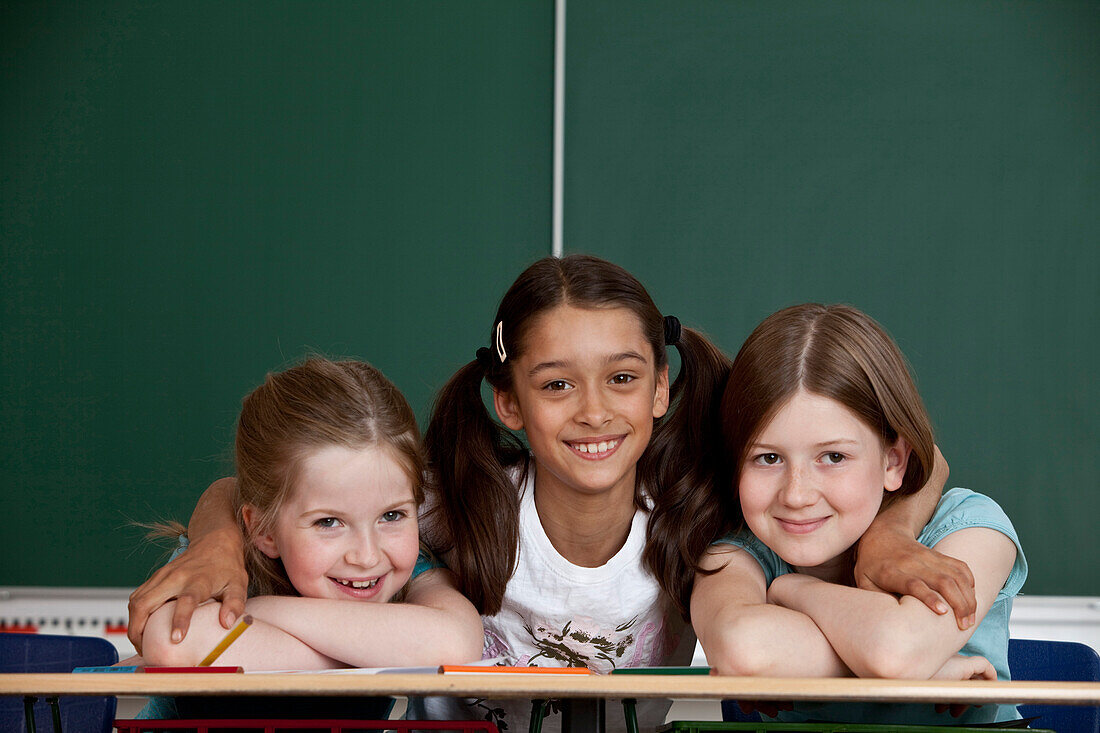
[690,304,1026,726]
[139,358,482,671]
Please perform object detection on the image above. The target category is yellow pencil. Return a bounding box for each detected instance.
[198,614,253,666]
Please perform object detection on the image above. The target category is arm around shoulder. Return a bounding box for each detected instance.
[855,447,978,628]
[128,477,249,652]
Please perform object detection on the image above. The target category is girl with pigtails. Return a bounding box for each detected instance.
[127,255,975,733]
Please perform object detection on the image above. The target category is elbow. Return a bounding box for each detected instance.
[702,615,783,677]
[441,616,485,664]
[140,604,194,667]
[142,635,194,667]
[411,602,484,665]
[856,633,940,680]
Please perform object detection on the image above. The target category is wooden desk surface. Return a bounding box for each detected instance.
[3,673,1100,707]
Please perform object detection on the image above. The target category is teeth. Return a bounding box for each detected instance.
[337,578,378,589]
[573,439,618,455]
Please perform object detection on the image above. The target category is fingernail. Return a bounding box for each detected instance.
[171,629,182,643]
[936,602,948,614]
[226,612,236,627]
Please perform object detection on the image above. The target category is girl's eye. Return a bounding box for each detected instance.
[381,510,405,523]
[544,380,572,392]
[314,517,341,529]
[754,453,781,466]
[823,452,846,465]
[609,373,635,385]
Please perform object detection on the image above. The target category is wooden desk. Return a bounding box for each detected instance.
[4,673,1100,733]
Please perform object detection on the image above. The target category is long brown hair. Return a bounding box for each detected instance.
[652,303,935,618]
[236,358,425,597]
[424,255,730,616]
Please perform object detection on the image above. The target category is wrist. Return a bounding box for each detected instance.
[857,519,910,561]
[190,524,246,562]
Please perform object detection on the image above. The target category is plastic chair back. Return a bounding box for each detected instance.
[719,700,762,723]
[0,632,119,733]
[1010,637,1100,733]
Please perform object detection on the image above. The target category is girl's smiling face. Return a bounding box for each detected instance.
[738,390,910,581]
[493,304,669,503]
[246,444,420,602]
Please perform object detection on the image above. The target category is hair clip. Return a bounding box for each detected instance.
[663,315,682,347]
[475,347,494,371]
[495,320,507,363]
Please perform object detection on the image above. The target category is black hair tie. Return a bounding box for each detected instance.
[663,315,682,347]
[475,347,494,371]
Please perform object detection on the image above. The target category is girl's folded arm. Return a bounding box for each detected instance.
[141,599,340,670]
[243,567,484,668]
[769,527,1016,680]
[691,545,850,678]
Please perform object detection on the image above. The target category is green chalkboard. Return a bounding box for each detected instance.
[564,2,1099,594]
[3,0,1098,599]
[1,1,553,586]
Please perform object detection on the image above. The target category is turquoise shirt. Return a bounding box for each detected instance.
[716,488,1027,726]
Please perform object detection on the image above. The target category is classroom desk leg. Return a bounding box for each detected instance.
[23,695,38,733]
[47,696,63,732]
[529,699,549,733]
[560,697,604,733]
[621,698,638,733]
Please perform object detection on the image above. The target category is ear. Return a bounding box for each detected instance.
[241,503,280,559]
[883,437,911,493]
[652,364,670,419]
[493,388,525,431]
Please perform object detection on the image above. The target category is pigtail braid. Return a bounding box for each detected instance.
[642,327,734,620]
[424,360,527,616]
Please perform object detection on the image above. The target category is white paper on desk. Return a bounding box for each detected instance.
[248,658,506,675]
[248,666,437,675]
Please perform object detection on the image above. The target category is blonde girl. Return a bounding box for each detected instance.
[140,358,481,671]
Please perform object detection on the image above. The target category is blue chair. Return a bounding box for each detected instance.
[1010,637,1100,733]
[0,632,119,733]
[719,699,761,724]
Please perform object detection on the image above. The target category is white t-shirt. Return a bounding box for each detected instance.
[410,466,694,733]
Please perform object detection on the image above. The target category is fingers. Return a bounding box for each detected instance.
[903,557,977,629]
[854,575,886,594]
[127,570,173,652]
[935,561,977,629]
[219,584,248,629]
[126,591,148,653]
[903,579,951,617]
[170,593,202,643]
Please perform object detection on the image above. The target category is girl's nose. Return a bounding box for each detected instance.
[779,467,817,508]
[575,386,611,426]
[345,531,380,568]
